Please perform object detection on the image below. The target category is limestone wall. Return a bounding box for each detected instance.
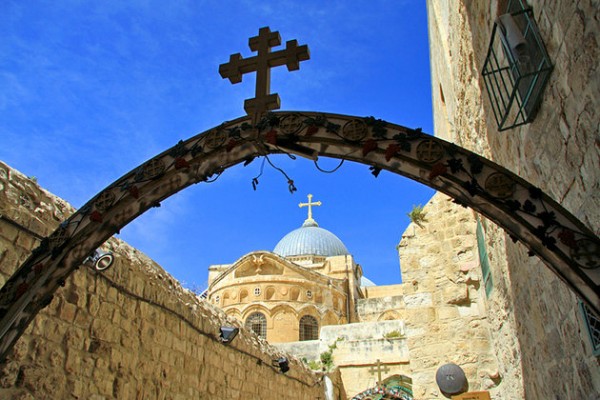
[398,192,500,399]
[0,161,329,399]
[277,320,409,397]
[276,190,502,399]
[426,1,600,398]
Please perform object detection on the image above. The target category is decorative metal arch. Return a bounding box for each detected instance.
[0,111,598,361]
[351,374,413,400]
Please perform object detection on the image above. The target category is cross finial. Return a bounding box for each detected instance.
[219,27,310,123]
[368,359,390,388]
[299,194,322,226]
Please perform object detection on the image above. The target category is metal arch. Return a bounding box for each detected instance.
[0,111,598,361]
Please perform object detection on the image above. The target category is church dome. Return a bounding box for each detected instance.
[274,219,350,257]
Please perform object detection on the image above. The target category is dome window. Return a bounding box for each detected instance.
[254,287,261,296]
[214,295,220,304]
[306,290,313,299]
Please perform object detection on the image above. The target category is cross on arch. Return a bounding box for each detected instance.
[219,27,310,122]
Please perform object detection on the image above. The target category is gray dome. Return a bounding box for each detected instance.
[274,219,349,257]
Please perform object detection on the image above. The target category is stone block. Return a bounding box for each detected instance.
[438,306,459,320]
[404,293,433,308]
[59,302,77,323]
[73,308,92,329]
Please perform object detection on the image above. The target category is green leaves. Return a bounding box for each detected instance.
[407,204,428,228]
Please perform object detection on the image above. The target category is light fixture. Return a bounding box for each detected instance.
[272,357,289,373]
[435,363,467,395]
[84,249,115,272]
[219,326,239,344]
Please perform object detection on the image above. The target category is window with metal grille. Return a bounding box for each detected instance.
[580,302,600,356]
[245,312,267,339]
[482,0,553,130]
[476,218,493,297]
[299,315,319,341]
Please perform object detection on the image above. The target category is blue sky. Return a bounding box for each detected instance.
[1,1,435,288]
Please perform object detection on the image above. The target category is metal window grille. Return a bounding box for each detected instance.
[482,0,553,130]
[245,312,267,338]
[476,218,494,297]
[299,315,319,341]
[580,301,600,356]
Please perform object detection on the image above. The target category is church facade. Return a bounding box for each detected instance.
[206,196,364,343]
[206,194,501,398]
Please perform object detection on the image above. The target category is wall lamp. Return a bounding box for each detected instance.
[435,363,467,396]
[219,326,239,344]
[273,357,289,373]
[84,249,115,272]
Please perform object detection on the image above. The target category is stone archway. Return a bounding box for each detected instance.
[0,111,598,360]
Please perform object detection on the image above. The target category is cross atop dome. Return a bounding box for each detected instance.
[299,194,322,227]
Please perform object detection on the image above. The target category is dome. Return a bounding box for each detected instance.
[274,219,350,257]
[360,276,376,287]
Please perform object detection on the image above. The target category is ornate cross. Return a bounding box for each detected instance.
[219,27,310,122]
[299,194,322,223]
[368,359,390,387]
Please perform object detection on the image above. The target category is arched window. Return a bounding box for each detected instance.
[245,312,267,338]
[299,315,319,341]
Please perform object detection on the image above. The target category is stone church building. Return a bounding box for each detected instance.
[204,194,504,398]
[206,198,365,341]
[0,0,598,399]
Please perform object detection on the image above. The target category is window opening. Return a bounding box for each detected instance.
[299,315,319,341]
[580,301,600,356]
[254,287,261,296]
[245,312,267,339]
[482,0,553,130]
[476,217,494,297]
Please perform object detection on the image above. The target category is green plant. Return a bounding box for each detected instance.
[320,350,333,369]
[307,360,321,370]
[319,337,344,370]
[383,330,404,339]
[407,204,428,228]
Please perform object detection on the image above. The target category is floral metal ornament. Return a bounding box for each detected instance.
[0,111,598,363]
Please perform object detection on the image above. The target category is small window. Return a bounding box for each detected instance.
[254,287,261,296]
[481,0,553,130]
[299,315,319,341]
[245,312,267,339]
[580,301,600,356]
[214,295,220,304]
[476,218,493,297]
[306,290,312,299]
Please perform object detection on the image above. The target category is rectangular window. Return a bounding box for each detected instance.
[476,218,493,297]
[579,301,600,356]
[481,0,553,130]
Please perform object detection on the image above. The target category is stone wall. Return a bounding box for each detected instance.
[277,320,409,397]
[398,192,500,399]
[0,161,331,399]
[276,191,503,399]
[426,1,600,398]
